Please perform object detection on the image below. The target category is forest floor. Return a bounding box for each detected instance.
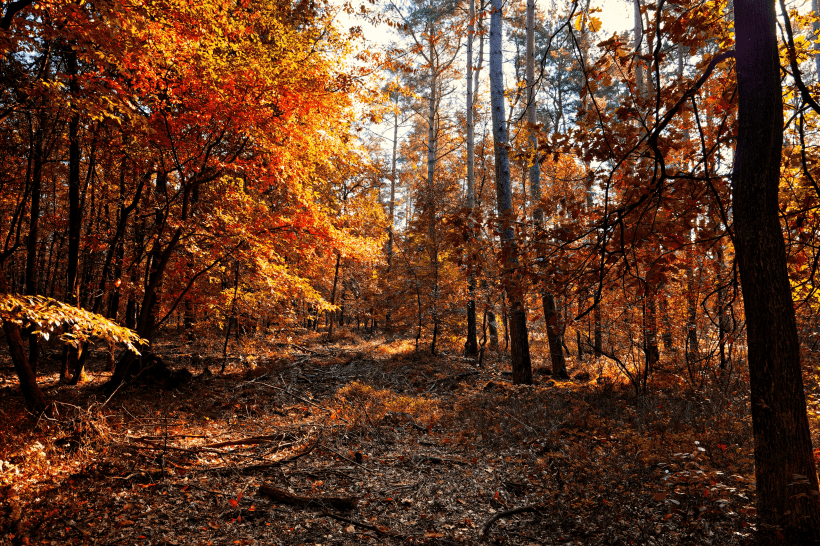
[0,328,808,546]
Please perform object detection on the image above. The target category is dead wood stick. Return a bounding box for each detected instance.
[126,437,224,455]
[319,511,398,537]
[289,343,329,356]
[200,435,292,448]
[413,455,471,465]
[258,484,359,511]
[257,382,350,423]
[195,436,320,474]
[319,444,372,473]
[479,503,544,540]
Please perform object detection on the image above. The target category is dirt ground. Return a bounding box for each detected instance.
[0,330,765,545]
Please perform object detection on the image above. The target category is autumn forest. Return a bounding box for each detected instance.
[2,0,820,544]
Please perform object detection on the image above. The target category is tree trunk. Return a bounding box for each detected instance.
[716,239,729,369]
[733,0,820,541]
[25,121,44,378]
[426,22,440,357]
[0,264,47,413]
[487,307,499,352]
[543,292,568,378]
[463,0,479,358]
[328,252,341,337]
[490,0,531,383]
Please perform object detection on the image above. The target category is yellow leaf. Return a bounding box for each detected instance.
[589,16,602,32]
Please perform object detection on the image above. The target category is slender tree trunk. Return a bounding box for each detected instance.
[426,24,441,356]
[490,0,531,383]
[25,121,44,378]
[814,0,820,80]
[221,260,240,373]
[733,0,820,540]
[644,283,659,371]
[63,48,85,384]
[463,0,479,358]
[716,239,729,369]
[328,252,341,337]
[659,288,673,351]
[528,0,566,375]
[633,0,644,95]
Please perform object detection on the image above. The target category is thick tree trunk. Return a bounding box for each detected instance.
[733,0,820,541]
[487,307,499,353]
[543,292,568,378]
[490,0,531,383]
[0,264,47,413]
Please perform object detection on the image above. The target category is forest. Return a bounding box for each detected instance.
[1,0,820,544]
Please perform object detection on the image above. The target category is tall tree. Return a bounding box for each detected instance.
[489,0,531,384]
[732,0,820,541]
[463,0,485,358]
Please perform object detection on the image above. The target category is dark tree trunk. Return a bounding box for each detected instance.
[593,303,602,357]
[465,279,478,357]
[543,292,568,378]
[328,252,341,337]
[63,54,84,384]
[487,308,499,352]
[25,122,44,378]
[0,264,47,413]
[733,0,820,541]
[644,286,659,371]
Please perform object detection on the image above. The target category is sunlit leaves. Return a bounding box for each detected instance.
[0,294,146,352]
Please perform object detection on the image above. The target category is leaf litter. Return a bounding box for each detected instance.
[0,331,761,545]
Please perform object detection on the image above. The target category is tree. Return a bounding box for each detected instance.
[489,0,531,384]
[732,0,820,541]
[463,0,482,358]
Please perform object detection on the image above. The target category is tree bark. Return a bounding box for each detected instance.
[25,119,44,378]
[0,264,47,413]
[463,0,479,358]
[490,0,531,383]
[733,0,820,541]
[543,292,568,378]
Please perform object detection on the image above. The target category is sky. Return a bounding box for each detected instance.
[336,1,636,49]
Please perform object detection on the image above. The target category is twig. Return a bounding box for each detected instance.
[412,455,471,466]
[126,437,224,455]
[193,435,321,473]
[176,482,228,497]
[258,484,359,510]
[319,511,399,537]
[479,503,543,540]
[200,435,293,448]
[257,382,349,423]
[289,343,330,356]
[319,444,372,473]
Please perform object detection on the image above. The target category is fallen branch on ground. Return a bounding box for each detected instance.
[479,503,544,540]
[319,511,399,537]
[258,484,359,511]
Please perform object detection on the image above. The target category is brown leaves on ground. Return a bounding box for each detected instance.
[0,331,760,545]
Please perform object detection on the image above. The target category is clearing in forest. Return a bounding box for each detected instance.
[0,331,788,545]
